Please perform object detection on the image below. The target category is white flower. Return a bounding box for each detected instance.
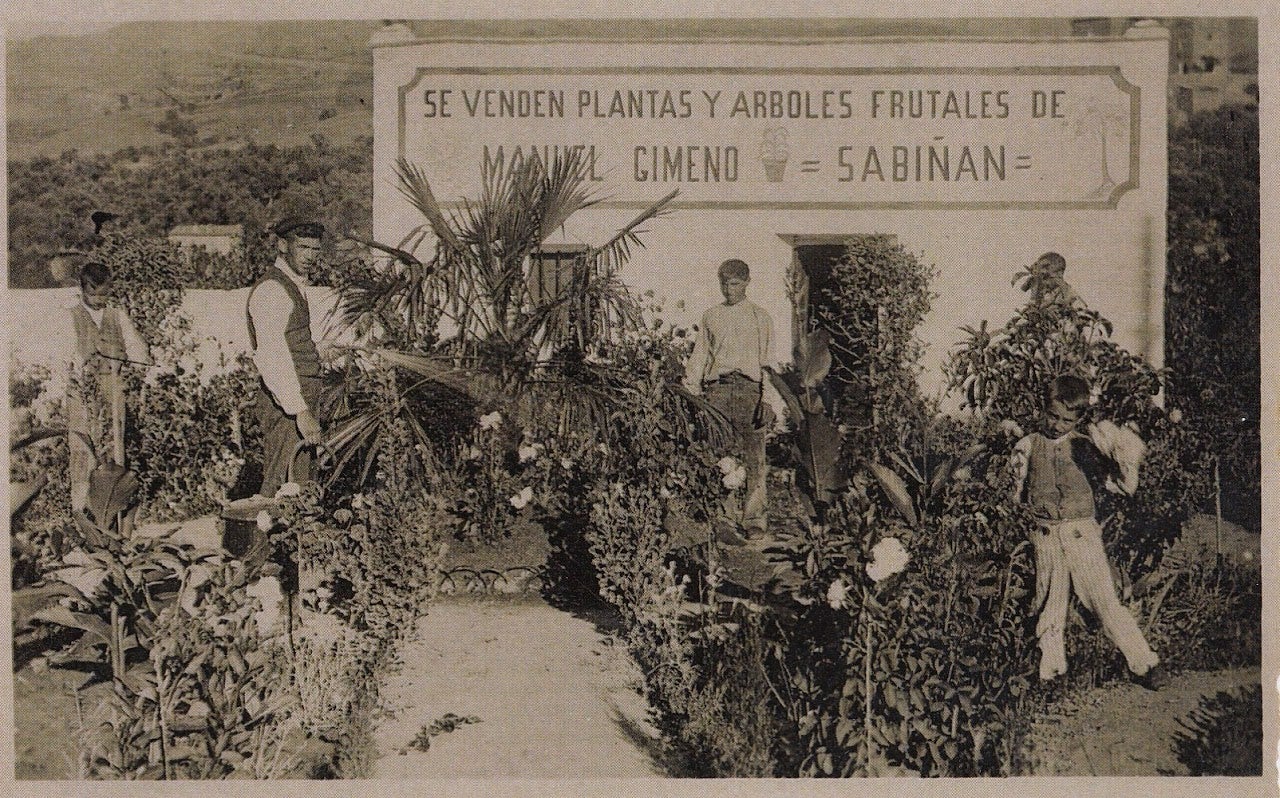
[275,481,302,498]
[509,486,534,509]
[717,456,740,475]
[247,576,283,637]
[256,510,273,531]
[1242,550,1254,562]
[1168,409,1183,424]
[866,536,910,583]
[560,457,575,470]
[463,446,482,461]
[659,486,674,500]
[479,411,503,431]
[973,512,990,527]
[351,493,367,510]
[518,442,544,463]
[826,579,850,610]
[951,466,972,482]
[722,465,747,490]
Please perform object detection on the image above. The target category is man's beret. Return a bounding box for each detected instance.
[272,218,325,238]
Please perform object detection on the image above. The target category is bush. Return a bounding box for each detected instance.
[125,313,258,521]
[776,420,1040,777]
[1172,685,1262,776]
[1166,106,1259,529]
[10,361,74,586]
[945,265,1211,577]
[809,237,936,463]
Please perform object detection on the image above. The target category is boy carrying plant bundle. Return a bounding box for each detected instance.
[1010,374,1163,689]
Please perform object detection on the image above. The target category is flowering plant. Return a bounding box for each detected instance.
[865,536,909,583]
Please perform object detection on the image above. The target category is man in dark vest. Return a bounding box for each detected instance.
[246,218,326,506]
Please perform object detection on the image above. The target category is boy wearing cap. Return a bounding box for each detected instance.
[246,219,326,504]
[683,258,774,541]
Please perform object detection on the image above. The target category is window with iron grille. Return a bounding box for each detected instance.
[528,243,601,350]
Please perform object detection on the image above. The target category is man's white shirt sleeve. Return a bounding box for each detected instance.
[248,281,307,416]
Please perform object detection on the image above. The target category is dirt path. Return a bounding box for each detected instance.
[373,596,666,778]
[1026,667,1261,775]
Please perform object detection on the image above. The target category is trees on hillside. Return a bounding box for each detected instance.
[7,135,372,288]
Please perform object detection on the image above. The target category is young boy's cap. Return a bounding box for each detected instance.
[272,217,325,238]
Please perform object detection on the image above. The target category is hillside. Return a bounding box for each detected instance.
[6,20,378,159]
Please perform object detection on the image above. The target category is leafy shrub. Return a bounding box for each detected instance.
[144,559,307,779]
[1166,106,1259,529]
[1171,685,1262,776]
[666,614,785,777]
[945,266,1211,577]
[10,361,74,585]
[125,313,259,521]
[1141,562,1261,672]
[273,382,446,742]
[804,237,935,464]
[777,428,1040,777]
[582,330,722,620]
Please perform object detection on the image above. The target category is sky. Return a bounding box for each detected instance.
[3,0,1267,41]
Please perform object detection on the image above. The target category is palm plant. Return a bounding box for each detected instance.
[328,147,683,485]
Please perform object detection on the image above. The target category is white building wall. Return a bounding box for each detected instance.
[370,25,1169,399]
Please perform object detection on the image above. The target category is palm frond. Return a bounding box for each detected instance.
[344,231,426,269]
[366,348,485,399]
[395,157,462,252]
[586,188,679,271]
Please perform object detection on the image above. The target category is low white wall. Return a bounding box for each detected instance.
[7,286,346,380]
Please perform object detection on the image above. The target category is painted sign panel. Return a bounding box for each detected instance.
[398,66,1138,209]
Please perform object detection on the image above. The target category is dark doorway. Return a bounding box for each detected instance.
[791,237,894,429]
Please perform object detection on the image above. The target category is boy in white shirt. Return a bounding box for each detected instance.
[683,259,773,542]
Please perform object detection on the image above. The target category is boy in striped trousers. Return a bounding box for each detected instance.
[1010,375,1163,689]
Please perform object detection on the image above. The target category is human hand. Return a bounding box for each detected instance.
[296,409,323,444]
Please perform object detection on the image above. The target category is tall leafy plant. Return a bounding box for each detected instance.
[806,237,935,466]
[765,328,842,517]
[329,148,680,488]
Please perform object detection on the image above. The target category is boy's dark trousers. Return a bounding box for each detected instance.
[704,372,768,531]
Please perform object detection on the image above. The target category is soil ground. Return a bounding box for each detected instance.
[11,513,1261,779]
[1025,666,1261,776]
[373,595,665,778]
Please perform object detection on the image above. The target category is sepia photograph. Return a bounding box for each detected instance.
[2,2,1271,792]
